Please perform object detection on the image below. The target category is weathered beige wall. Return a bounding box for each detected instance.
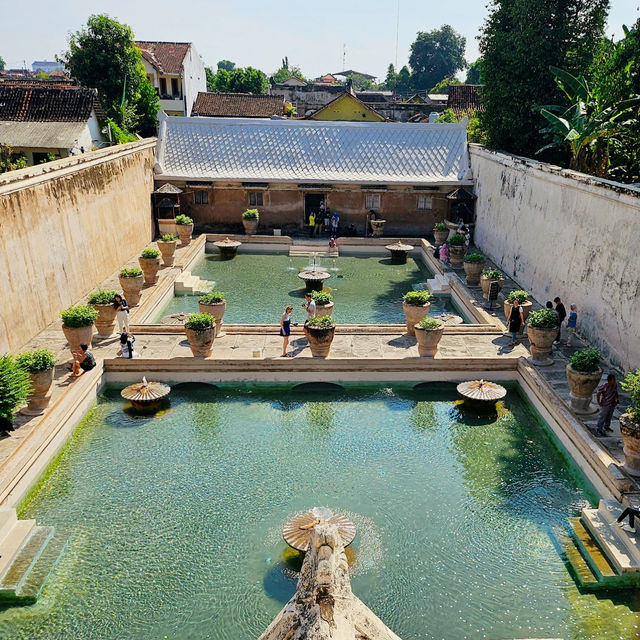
[0,140,156,353]
[470,144,640,370]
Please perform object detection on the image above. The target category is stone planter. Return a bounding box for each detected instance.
[370,219,386,237]
[463,260,485,286]
[119,274,145,306]
[315,302,334,317]
[198,300,227,337]
[448,244,466,268]
[92,303,118,338]
[566,364,602,415]
[62,324,93,355]
[402,302,431,336]
[184,326,215,357]
[527,325,557,366]
[21,367,55,416]
[158,219,177,237]
[503,300,533,332]
[433,228,449,245]
[303,324,336,358]
[242,218,259,235]
[138,256,161,285]
[157,239,177,266]
[480,276,505,297]
[414,325,445,357]
[177,223,194,245]
[620,413,640,477]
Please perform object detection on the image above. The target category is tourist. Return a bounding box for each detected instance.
[308,212,315,238]
[506,298,524,346]
[119,332,138,359]
[616,506,640,533]
[303,292,316,321]
[566,304,577,346]
[595,373,618,436]
[331,212,339,235]
[279,305,293,357]
[554,297,567,344]
[347,223,357,237]
[368,209,377,236]
[546,301,559,324]
[460,225,471,247]
[113,294,129,333]
[438,242,449,266]
[70,344,96,378]
[329,237,337,249]
[314,213,323,237]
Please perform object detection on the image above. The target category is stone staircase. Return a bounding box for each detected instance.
[174,272,213,295]
[426,273,451,294]
[289,244,339,258]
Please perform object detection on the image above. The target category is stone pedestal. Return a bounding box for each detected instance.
[621,414,640,477]
[527,326,556,366]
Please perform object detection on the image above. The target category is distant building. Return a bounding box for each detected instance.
[136,41,206,117]
[306,92,386,122]
[332,70,377,82]
[192,92,285,118]
[447,84,483,116]
[31,60,64,74]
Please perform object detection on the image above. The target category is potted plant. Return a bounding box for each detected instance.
[433,222,449,245]
[503,290,533,328]
[414,317,445,357]
[184,313,215,357]
[447,233,466,267]
[138,248,161,284]
[463,252,485,286]
[157,234,178,266]
[566,348,602,415]
[620,370,640,476]
[242,209,259,235]
[370,219,386,237]
[304,315,336,358]
[119,267,145,306]
[175,214,194,245]
[480,268,505,298]
[312,290,334,317]
[0,355,31,429]
[402,290,432,336]
[61,305,98,354]
[198,291,227,337]
[16,349,56,415]
[526,308,558,366]
[88,289,118,337]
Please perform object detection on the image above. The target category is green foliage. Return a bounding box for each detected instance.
[140,248,160,259]
[466,59,484,84]
[61,305,98,328]
[272,62,306,84]
[507,290,529,303]
[0,143,27,174]
[305,315,334,329]
[434,222,449,231]
[409,25,466,93]
[621,370,640,417]
[88,289,118,305]
[120,267,143,278]
[482,268,503,279]
[467,114,488,145]
[0,56,5,71]
[396,65,412,95]
[311,291,333,305]
[447,233,466,246]
[217,60,236,72]
[569,348,601,373]
[430,77,462,94]
[206,66,268,93]
[159,234,177,242]
[417,317,443,330]
[242,209,259,220]
[199,291,226,304]
[175,214,193,225]
[464,252,485,263]
[284,104,296,117]
[434,108,458,123]
[16,349,56,373]
[403,290,432,305]
[105,118,136,144]
[38,153,56,164]
[528,308,558,328]
[0,355,31,422]
[383,64,397,91]
[185,313,214,331]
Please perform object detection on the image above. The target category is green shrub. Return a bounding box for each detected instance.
[16,349,56,373]
[569,348,601,373]
[242,209,259,220]
[0,355,31,421]
[464,252,485,263]
[434,222,449,231]
[159,234,177,242]
[199,291,226,304]
[311,291,333,305]
[140,248,160,259]
[306,315,335,329]
[61,305,98,328]
[447,233,466,246]
[120,267,143,278]
[185,313,214,331]
[403,290,432,306]
[507,290,530,304]
[482,268,503,280]
[88,289,118,305]
[621,370,640,418]
[417,317,443,330]
[175,214,193,225]
[528,308,558,329]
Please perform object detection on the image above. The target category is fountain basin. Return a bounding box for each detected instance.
[213,237,242,259]
[297,269,331,292]
[385,241,414,264]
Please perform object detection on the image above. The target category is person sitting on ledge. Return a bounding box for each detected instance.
[329,237,336,249]
[70,344,96,378]
[616,506,640,533]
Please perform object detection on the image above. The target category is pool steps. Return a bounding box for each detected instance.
[427,273,451,294]
[174,272,213,295]
[288,244,339,258]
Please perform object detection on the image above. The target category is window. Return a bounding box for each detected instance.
[194,190,209,205]
[417,195,432,211]
[248,191,264,207]
[159,78,167,96]
[365,193,381,210]
[171,78,180,97]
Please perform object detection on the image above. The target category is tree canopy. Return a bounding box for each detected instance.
[465,59,484,84]
[0,56,5,71]
[271,59,306,84]
[430,77,462,94]
[217,60,236,72]
[206,66,268,93]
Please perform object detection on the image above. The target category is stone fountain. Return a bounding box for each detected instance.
[213,237,242,259]
[385,241,414,264]
[121,377,171,411]
[298,253,331,292]
[456,379,506,408]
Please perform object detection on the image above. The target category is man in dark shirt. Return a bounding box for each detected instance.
[554,297,567,344]
[595,374,619,436]
[70,344,96,378]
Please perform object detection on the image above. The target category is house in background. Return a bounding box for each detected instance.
[447,84,483,116]
[306,92,386,122]
[192,92,285,118]
[0,85,105,165]
[136,41,206,117]
[31,60,65,74]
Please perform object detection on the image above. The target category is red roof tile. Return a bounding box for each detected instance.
[136,41,190,75]
[447,84,484,115]
[192,92,284,118]
[0,86,97,122]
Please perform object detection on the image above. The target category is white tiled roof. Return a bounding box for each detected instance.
[155,112,471,185]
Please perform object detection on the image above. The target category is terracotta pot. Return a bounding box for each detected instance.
[184,326,215,357]
[480,276,505,297]
[92,303,117,338]
[158,219,178,237]
[414,325,445,357]
[448,244,466,267]
[177,223,194,245]
[119,274,144,306]
[620,413,640,477]
[566,364,602,414]
[503,300,533,333]
[370,220,386,237]
[463,260,485,286]
[21,367,55,416]
[198,300,227,337]
[242,218,259,235]
[527,325,557,366]
[62,324,93,355]
[138,256,161,284]
[402,302,431,336]
[157,240,177,266]
[315,302,334,317]
[433,228,449,245]
[303,324,336,358]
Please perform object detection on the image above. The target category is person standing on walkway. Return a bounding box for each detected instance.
[331,212,339,235]
[114,294,129,333]
[554,297,567,344]
[303,292,316,321]
[616,506,640,533]
[279,306,293,357]
[507,298,524,346]
[566,304,577,346]
[308,212,316,238]
[595,374,619,436]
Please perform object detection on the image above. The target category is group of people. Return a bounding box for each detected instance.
[308,204,339,238]
[434,223,471,265]
[506,296,575,347]
[279,292,318,357]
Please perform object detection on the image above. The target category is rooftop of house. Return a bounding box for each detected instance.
[447,84,484,114]
[0,86,98,122]
[333,70,377,81]
[135,41,191,75]
[192,92,284,118]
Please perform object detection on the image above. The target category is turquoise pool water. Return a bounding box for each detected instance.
[2,383,638,640]
[156,253,468,324]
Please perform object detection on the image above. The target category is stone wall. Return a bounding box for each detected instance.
[0,140,156,353]
[470,144,640,370]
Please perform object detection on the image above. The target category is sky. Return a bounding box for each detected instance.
[0,0,637,80]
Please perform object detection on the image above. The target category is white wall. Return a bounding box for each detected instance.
[182,44,206,117]
[470,144,640,371]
